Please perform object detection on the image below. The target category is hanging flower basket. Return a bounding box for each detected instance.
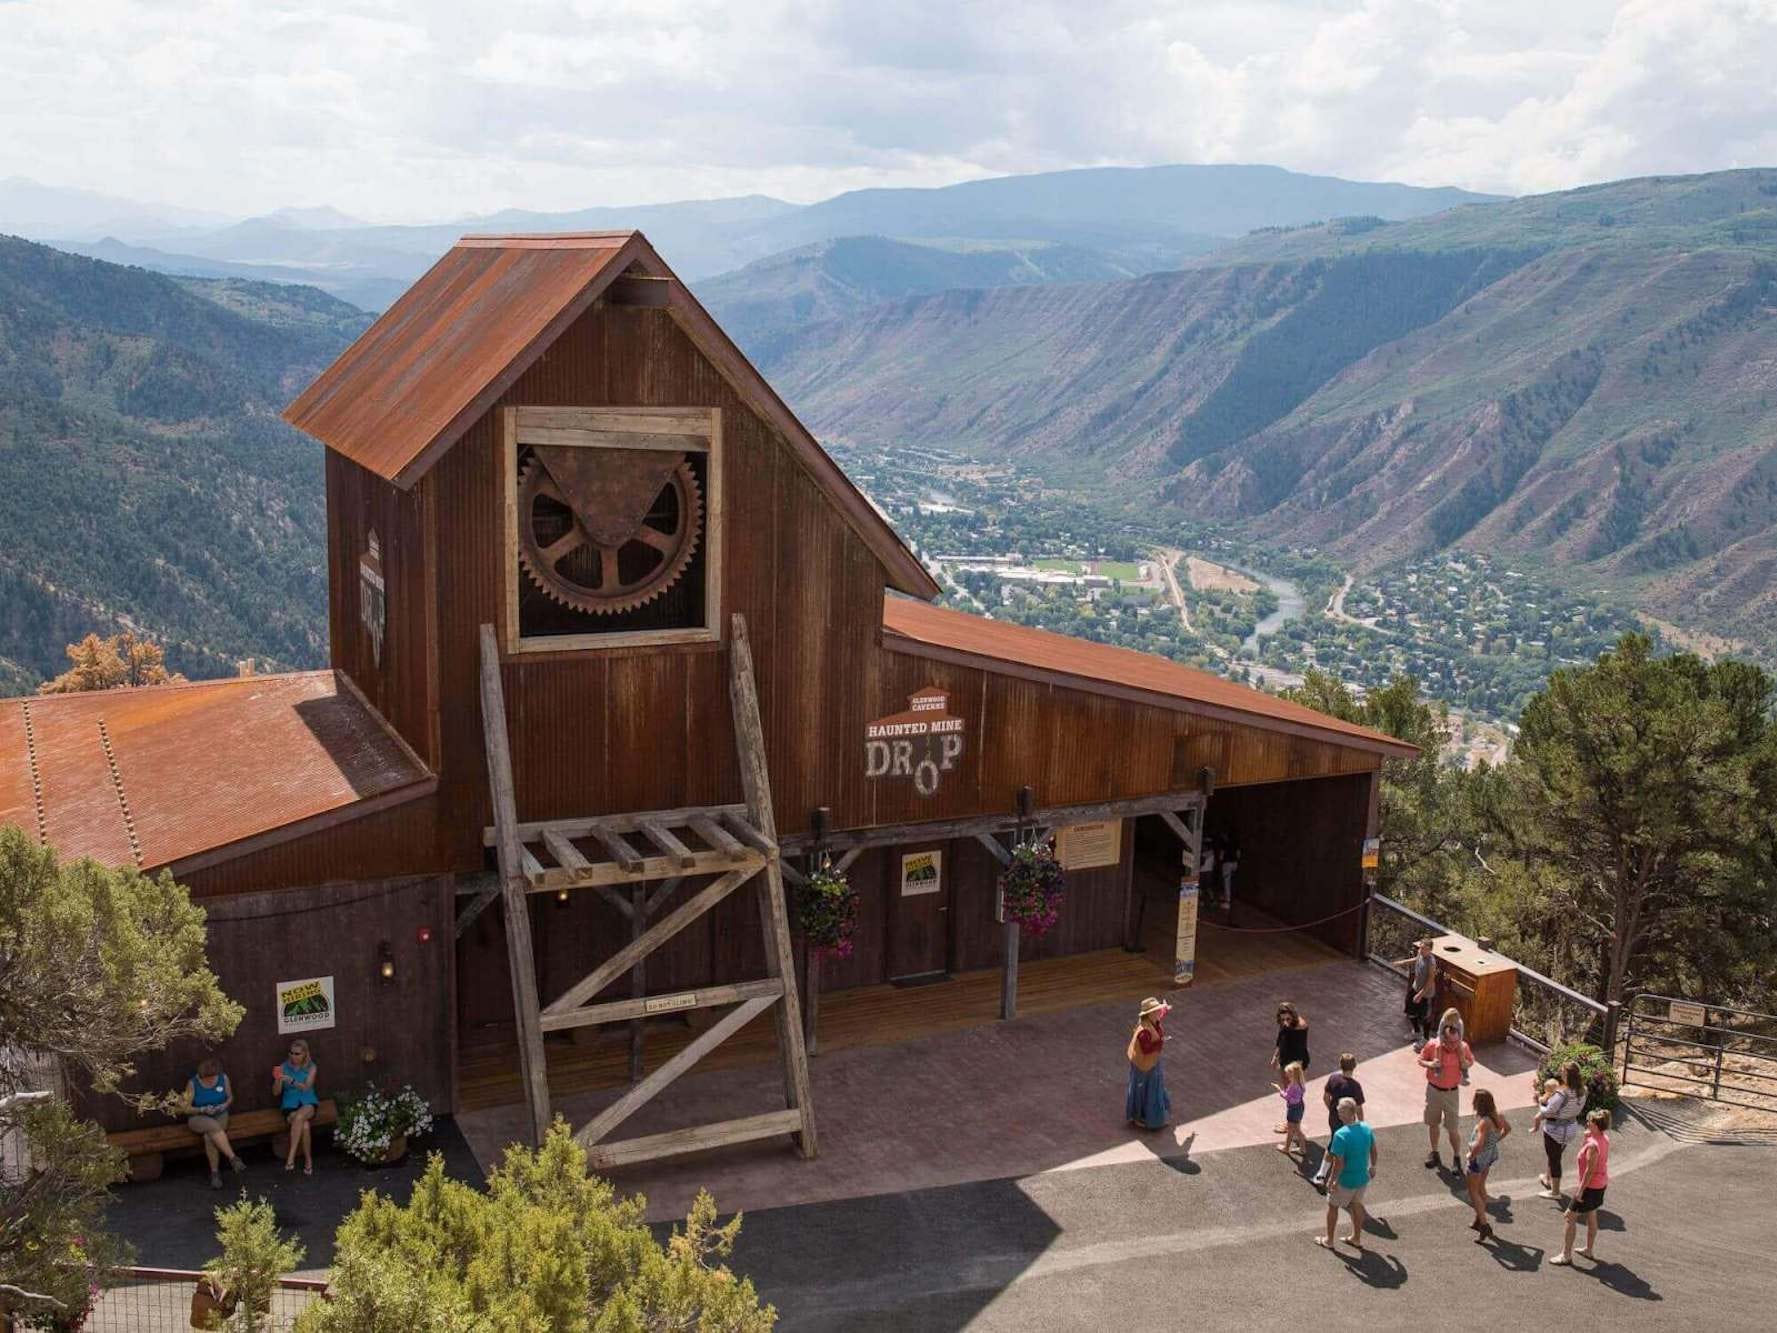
[335,1083,433,1167]
[796,862,859,960]
[999,840,1065,936]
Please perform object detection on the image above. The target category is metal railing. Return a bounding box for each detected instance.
[1621,995,1777,1113]
[1365,893,1612,1054]
[78,1268,328,1331]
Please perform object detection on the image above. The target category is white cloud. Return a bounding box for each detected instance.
[2,0,1774,220]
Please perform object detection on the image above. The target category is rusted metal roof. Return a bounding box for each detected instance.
[0,672,434,874]
[284,235,632,486]
[283,231,938,599]
[882,597,1420,758]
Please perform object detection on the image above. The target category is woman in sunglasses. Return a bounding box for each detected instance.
[1269,1002,1311,1134]
[273,1039,320,1175]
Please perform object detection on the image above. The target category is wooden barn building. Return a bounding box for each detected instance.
[0,232,1414,1168]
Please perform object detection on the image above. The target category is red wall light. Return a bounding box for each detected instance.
[416,926,433,944]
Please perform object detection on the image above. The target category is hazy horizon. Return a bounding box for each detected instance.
[4,1,1775,226]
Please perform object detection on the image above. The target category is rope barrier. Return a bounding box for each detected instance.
[1196,901,1366,934]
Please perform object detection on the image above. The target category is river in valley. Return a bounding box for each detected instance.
[1238,568,1306,654]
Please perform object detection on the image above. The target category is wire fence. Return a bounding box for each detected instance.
[1365,893,1610,1054]
[73,1269,328,1332]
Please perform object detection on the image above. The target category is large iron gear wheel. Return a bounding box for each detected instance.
[517,455,702,615]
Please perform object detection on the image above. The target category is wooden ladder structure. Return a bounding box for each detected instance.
[478,615,816,1168]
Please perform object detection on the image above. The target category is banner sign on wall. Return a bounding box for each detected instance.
[1175,883,1200,987]
[1361,837,1380,871]
[900,850,943,896]
[1175,850,1200,986]
[1056,819,1122,870]
[865,687,967,797]
[276,976,337,1035]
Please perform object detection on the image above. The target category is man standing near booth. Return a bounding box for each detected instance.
[1420,1015,1473,1171]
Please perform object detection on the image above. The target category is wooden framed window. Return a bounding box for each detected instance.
[502,406,723,652]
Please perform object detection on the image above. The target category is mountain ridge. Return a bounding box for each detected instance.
[754,169,1777,656]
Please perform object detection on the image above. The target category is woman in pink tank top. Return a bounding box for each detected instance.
[1551,1108,1612,1266]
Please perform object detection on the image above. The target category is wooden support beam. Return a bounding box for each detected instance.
[728,613,818,1159]
[1157,809,1195,846]
[592,885,634,922]
[646,876,683,916]
[779,790,1207,856]
[542,867,756,1016]
[454,874,501,938]
[722,810,778,857]
[542,830,594,879]
[974,833,1011,866]
[484,804,749,847]
[689,813,748,861]
[541,978,785,1033]
[628,882,646,1082]
[636,818,697,869]
[479,625,551,1146]
[519,848,546,884]
[575,995,780,1148]
[585,1109,803,1171]
[780,863,807,887]
[522,846,762,890]
[833,846,864,874]
[588,823,645,873]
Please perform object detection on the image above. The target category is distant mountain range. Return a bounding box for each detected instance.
[5,165,1498,309]
[0,235,367,693]
[756,170,1777,657]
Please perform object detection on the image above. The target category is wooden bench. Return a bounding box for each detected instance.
[109,1100,338,1181]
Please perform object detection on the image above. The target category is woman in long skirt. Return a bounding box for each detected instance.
[1126,996,1172,1130]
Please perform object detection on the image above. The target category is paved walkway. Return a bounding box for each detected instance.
[732,1114,1772,1329]
[458,959,1537,1221]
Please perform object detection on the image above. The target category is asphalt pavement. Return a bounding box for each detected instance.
[729,1113,1772,1330]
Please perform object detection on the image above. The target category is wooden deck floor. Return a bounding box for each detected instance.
[458,900,1343,1113]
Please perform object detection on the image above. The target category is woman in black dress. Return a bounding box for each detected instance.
[1269,1001,1311,1134]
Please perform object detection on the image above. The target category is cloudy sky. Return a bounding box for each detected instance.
[5,0,1776,221]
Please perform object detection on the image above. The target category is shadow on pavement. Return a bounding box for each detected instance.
[1586,1260,1661,1301]
[1334,1247,1408,1289]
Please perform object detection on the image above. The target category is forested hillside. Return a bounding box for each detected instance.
[0,237,365,692]
[759,171,1777,657]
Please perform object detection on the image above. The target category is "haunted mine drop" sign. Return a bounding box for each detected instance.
[865,686,967,797]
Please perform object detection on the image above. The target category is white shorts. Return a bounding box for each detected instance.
[1328,1182,1368,1208]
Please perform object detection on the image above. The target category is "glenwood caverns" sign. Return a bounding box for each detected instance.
[865,686,967,797]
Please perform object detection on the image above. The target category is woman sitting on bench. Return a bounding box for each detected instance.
[184,1058,247,1188]
[274,1040,320,1175]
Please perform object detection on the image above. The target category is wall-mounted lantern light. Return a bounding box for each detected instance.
[378,941,396,984]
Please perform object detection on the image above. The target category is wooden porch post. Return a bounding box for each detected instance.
[728,614,819,1158]
[628,883,647,1081]
[1001,786,1034,1022]
[1357,768,1382,960]
[478,625,551,1147]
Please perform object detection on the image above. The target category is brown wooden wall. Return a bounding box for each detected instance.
[325,450,438,768]
[86,875,455,1133]
[251,295,1386,898]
